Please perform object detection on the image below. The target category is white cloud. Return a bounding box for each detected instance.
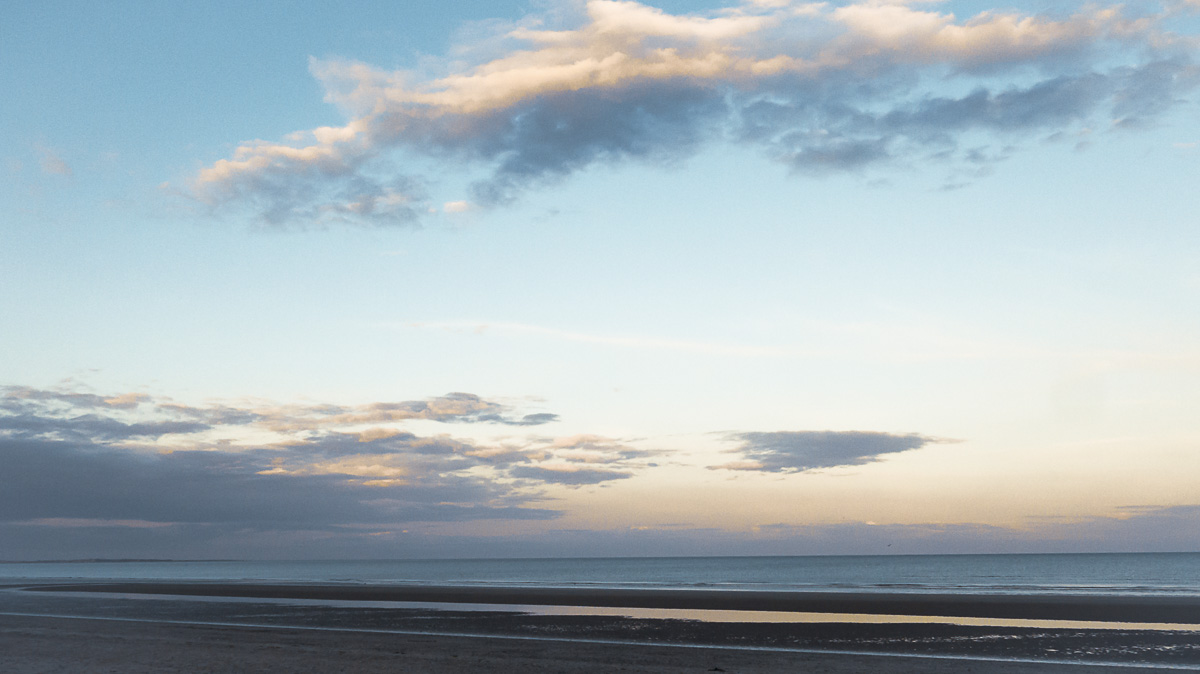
[190,0,1198,226]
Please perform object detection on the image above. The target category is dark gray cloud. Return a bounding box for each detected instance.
[509,465,634,485]
[0,413,211,442]
[0,383,648,552]
[1,386,555,438]
[5,502,1199,560]
[477,412,562,426]
[451,81,727,206]
[190,1,1200,225]
[714,430,943,473]
[0,385,150,410]
[741,59,1196,175]
[0,436,554,527]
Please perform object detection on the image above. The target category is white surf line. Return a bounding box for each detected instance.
[0,610,1195,671]
[15,588,1200,633]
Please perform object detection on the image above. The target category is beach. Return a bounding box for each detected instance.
[0,613,1186,674]
[3,581,1199,671]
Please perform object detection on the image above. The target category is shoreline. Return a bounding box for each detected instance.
[31,581,1200,624]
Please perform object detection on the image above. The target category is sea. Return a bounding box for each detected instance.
[3,552,1198,597]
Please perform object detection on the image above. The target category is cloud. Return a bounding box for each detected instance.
[1,385,150,410]
[509,464,635,485]
[0,385,568,448]
[0,420,563,537]
[747,504,1200,554]
[190,0,1199,225]
[415,504,1200,557]
[3,383,1194,559]
[0,413,211,442]
[16,518,177,529]
[0,384,650,546]
[713,430,945,472]
[36,145,72,176]
[0,385,557,437]
[252,392,559,430]
[6,500,1199,560]
[0,437,403,525]
[508,412,561,426]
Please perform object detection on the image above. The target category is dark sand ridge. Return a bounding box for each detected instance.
[32,582,1200,624]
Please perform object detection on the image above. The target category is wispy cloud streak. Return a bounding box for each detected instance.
[404,321,795,357]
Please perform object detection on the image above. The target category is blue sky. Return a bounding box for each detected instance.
[2,0,1199,559]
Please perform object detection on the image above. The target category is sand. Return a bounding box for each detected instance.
[0,613,1180,674]
[4,582,1200,671]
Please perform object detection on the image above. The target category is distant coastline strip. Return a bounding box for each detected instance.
[29,583,1200,625]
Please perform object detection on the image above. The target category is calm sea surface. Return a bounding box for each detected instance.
[3,554,1198,596]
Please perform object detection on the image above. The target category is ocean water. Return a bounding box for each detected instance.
[3,553,1198,597]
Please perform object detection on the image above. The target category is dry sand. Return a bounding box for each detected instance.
[0,613,1178,674]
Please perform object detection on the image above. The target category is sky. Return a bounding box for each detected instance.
[2,0,1199,560]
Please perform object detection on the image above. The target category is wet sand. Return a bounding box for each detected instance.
[5,582,1200,670]
[38,581,1200,623]
[0,613,1182,674]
